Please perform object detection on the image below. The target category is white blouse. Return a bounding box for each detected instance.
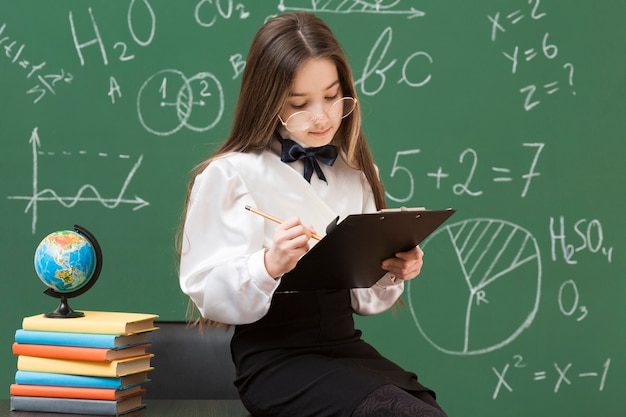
[179,142,404,325]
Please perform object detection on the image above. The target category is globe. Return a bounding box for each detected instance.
[35,230,96,293]
[33,225,102,318]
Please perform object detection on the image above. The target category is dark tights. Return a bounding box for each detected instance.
[351,385,448,417]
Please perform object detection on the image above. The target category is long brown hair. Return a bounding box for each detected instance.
[179,12,387,326]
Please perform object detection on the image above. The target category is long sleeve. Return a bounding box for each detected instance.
[179,147,406,323]
[179,158,280,325]
[350,275,404,315]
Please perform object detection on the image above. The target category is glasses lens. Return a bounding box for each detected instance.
[284,111,315,132]
[331,97,356,119]
[281,97,357,132]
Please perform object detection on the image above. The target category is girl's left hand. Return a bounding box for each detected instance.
[381,245,424,281]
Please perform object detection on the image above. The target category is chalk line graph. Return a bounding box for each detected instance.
[7,127,149,234]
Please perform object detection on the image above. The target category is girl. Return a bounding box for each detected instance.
[179,12,447,417]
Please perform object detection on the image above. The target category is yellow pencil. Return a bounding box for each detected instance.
[244,205,322,241]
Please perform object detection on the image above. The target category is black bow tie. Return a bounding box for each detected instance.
[280,139,338,183]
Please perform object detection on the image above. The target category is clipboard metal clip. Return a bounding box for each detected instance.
[379,206,426,220]
[325,215,340,235]
[379,206,426,213]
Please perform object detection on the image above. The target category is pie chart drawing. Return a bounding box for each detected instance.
[408,218,541,355]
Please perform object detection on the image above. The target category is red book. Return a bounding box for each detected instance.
[10,383,144,400]
[12,342,149,362]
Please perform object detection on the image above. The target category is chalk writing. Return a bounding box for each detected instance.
[408,218,542,355]
[194,0,250,28]
[128,0,156,47]
[278,0,425,19]
[69,2,155,104]
[0,23,74,104]
[355,26,433,96]
[502,32,558,74]
[69,3,152,66]
[558,279,588,321]
[492,357,611,398]
[137,69,225,136]
[385,143,544,202]
[0,4,622,417]
[549,216,614,264]
[488,1,576,110]
[229,53,246,79]
[6,128,148,234]
[108,76,123,104]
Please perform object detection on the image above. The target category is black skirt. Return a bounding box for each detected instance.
[231,289,434,417]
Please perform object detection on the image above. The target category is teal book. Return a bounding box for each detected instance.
[10,395,144,416]
[15,370,150,390]
[14,329,149,349]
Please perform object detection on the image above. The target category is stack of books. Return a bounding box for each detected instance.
[10,311,158,416]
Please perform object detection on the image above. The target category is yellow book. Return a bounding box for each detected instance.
[17,354,154,377]
[21,311,158,335]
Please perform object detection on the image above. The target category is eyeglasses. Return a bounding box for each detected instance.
[278,97,357,132]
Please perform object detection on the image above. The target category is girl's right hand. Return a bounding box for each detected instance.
[264,216,313,279]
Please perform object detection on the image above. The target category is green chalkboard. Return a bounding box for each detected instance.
[1,1,624,416]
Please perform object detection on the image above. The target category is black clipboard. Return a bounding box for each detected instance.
[278,208,456,291]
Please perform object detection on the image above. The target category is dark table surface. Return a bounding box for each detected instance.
[3,399,252,417]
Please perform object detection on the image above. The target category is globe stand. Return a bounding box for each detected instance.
[44,294,84,318]
[40,224,103,319]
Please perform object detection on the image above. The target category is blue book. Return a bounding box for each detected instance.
[14,329,149,349]
[15,370,150,390]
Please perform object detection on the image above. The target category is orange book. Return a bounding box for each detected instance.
[10,383,144,400]
[12,343,149,362]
